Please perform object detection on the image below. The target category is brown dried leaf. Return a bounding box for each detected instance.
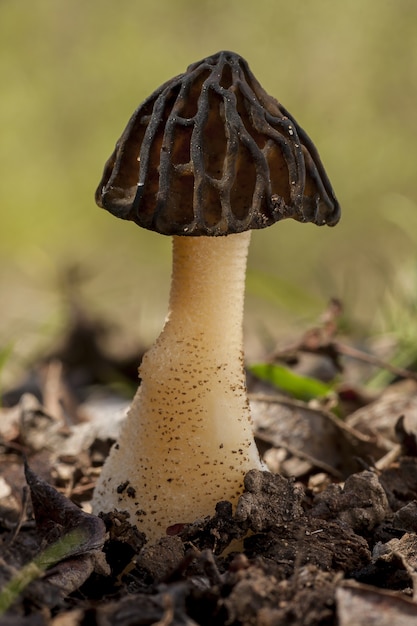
[251,395,384,478]
[24,462,109,593]
[25,462,105,554]
[336,580,417,625]
[348,380,417,444]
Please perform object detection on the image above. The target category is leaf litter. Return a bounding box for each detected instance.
[2,300,417,624]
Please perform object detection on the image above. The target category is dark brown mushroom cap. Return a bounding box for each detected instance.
[96,51,340,236]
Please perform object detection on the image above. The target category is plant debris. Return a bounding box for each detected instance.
[2,303,417,624]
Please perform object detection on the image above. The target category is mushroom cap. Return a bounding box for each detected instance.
[96,51,340,236]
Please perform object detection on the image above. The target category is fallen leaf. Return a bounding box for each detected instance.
[336,580,417,625]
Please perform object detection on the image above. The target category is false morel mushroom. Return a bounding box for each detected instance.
[92,51,340,542]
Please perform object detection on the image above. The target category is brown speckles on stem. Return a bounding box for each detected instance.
[92,50,335,540]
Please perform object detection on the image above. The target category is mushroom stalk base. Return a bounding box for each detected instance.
[92,231,262,542]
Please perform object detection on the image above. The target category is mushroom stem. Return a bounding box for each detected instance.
[92,230,262,542]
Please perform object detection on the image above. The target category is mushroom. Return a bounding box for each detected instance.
[92,51,340,543]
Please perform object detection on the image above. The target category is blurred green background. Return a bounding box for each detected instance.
[1,0,417,382]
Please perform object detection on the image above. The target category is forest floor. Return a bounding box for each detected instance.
[2,300,417,625]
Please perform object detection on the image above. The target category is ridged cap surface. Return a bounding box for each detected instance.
[96,51,340,236]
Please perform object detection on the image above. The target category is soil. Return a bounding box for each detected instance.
[2,305,417,625]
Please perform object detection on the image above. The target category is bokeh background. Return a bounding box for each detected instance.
[1,0,417,384]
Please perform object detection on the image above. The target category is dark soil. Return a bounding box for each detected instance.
[2,306,417,625]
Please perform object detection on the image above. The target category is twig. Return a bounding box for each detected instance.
[4,486,29,548]
[374,443,402,471]
[272,336,417,383]
[334,341,417,383]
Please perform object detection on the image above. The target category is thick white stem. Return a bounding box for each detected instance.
[92,231,262,542]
